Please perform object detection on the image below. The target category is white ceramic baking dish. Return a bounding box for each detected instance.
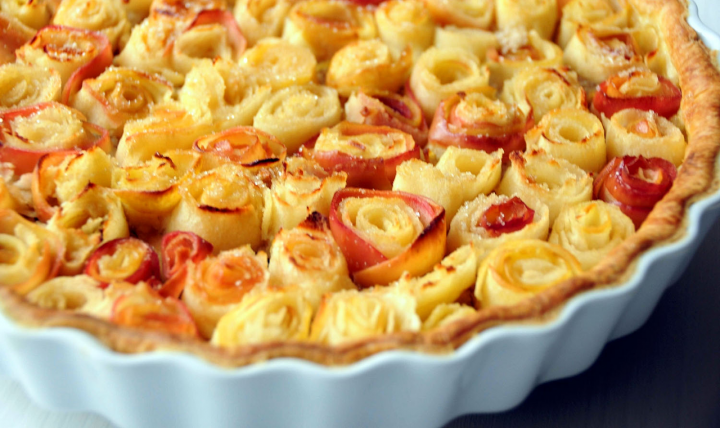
[0,3,719,428]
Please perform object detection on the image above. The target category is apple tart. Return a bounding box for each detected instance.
[0,0,718,368]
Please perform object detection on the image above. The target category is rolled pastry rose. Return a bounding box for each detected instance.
[115,103,213,165]
[395,245,477,320]
[234,0,294,46]
[563,26,644,84]
[171,9,247,76]
[253,84,342,154]
[0,0,52,30]
[345,90,428,147]
[84,237,161,287]
[212,287,313,346]
[181,246,269,338]
[409,47,491,121]
[0,63,61,111]
[434,26,498,60]
[593,155,676,228]
[268,212,354,308]
[427,92,529,161]
[165,165,265,251]
[525,108,606,173]
[159,230,213,298]
[497,149,593,224]
[593,70,682,119]
[602,108,686,167]
[32,147,113,222]
[422,0,494,29]
[114,18,181,86]
[16,26,112,104]
[495,0,557,40]
[549,200,635,270]
[374,0,434,61]
[422,303,476,331]
[329,188,446,287]
[193,127,286,175]
[72,67,174,139]
[392,147,502,222]
[179,58,272,131]
[0,13,36,64]
[52,0,131,50]
[112,151,201,229]
[500,66,586,124]
[48,184,130,245]
[282,0,376,62]
[558,0,625,48]
[149,0,227,23]
[25,275,104,314]
[487,29,563,86]
[240,38,316,90]
[0,209,64,295]
[448,193,550,256]
[0,102,111,174]
[312,122,421,190]
[110,282,199,338]
[309,288,421,345]
[327,40,412,97]
[263,157,346,239]
[475,239,582,308]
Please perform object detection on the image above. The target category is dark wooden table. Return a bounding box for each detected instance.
[446,218,720,428]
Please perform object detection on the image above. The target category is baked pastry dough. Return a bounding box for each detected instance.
[241,38,316,90]
[52,0,131,50]
[233,0,294,46]
[496,0,557,40]
[423,0,494,30]
[25,275,103,314]
[375,0,435,61]
[421,302,476,331]
[488,29,564,87]
[434,26,497,60]
[557,0,626,48]
[0,63,61,111]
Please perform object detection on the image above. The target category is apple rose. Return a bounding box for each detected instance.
[309,288,421,345]
[0,209,64,295]
[558,0,625,48]
[16,26,112,104]
[171,9,247,76]
[165,165,265,251]
[25,275,104,314]
[312,122,421,190]
[52,0,131,50]
[115,103,213,166]
[525,108,606,173]
[181,246,269,338]
[422,0,494,29]
[422,303,476,331]
[448,193,550,257]
[0,0,52,30]
[603,109,686,167]
[0,14,35,64]
[159,230,213,298]
[393,147,502,222]
[593,155,676,228]
[32,147,113,222]
[498,150,593,223]
[345,90,428,147]
[253,84,342,154]
[549,201,635,270]
[374,0,434,61]
[563,26,644,84]
[395,245,477,320]
[193,127,286,176]
[428,92,529,160]
[84,237,161,287]
[282,0,376,61]
[409,47,491,121]
[268,213,354,307]
[110,282,199,338]
[241,38,316,90]
[326,39,412,97]
[475,239,582,308]
[0,102,110,174]
[72,67,173,139]
[149,0,227,23]
[212,287,313,347]
[329,188,446,287]
[434,26,498,60]
[263,157,346,239]
[487,29,564,86]
[593,70,682,119]
[112,151,200,229]
[500,66,586,124]
[495,0,557,40]
[234,0,294,46]
[0,63,61,111]
[114,18,181,85]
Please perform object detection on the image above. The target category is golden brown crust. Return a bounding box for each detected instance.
[1,0,719,367]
